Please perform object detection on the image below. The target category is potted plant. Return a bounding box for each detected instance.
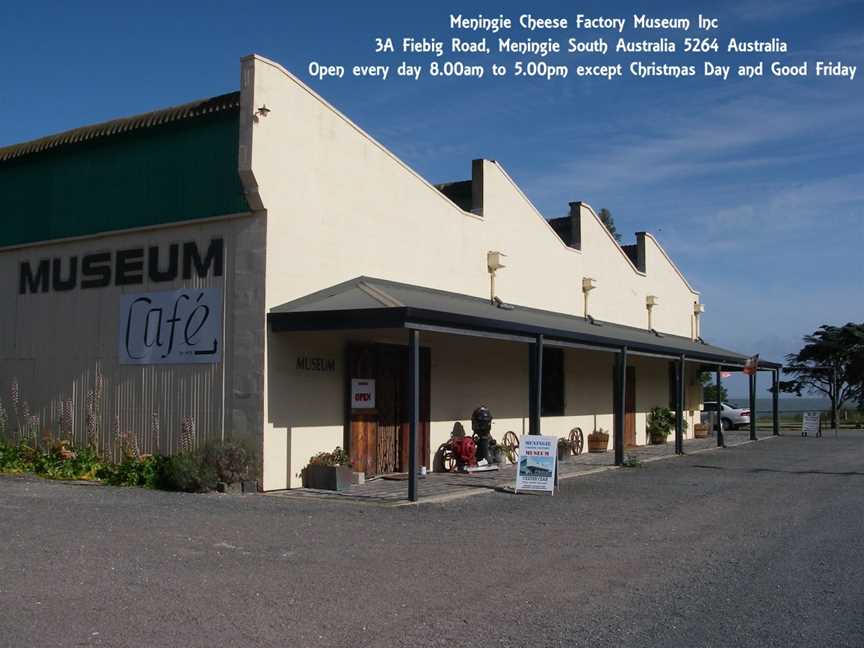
[587,428,609,453]
[302,446,353,491]
[647,407,687,444]
[490,438,506,465]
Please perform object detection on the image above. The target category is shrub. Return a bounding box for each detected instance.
[0,438,109,481]
[622,454,642,468]
[158,453,217,493]
[1,437,252,494]
[308,447,350,467]
[0,440,27,473]
[647,407,689,441]
[201,441,253,484]
[101,453,215,492]
[102,455,163,488]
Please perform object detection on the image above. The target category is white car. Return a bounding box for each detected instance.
[701,401,751,430]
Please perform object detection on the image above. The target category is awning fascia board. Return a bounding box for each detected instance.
[268,307,408,333]
[267,305,772,369]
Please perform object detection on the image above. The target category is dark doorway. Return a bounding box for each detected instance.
[541,347,565,416]
[625,366,637,447]
[346,343,430,476]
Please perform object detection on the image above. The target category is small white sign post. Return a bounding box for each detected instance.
[515,435,557,495]
[802,412,821,437]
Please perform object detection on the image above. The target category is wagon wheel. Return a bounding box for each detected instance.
[569,427,584,456]
[443,448,457,473]
[433,443,457,473]
[501,431,519,464]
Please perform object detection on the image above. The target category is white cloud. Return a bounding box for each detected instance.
[684,172,864,251]
[529,87,863,201]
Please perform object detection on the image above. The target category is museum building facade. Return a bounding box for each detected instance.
[0,55,777,493]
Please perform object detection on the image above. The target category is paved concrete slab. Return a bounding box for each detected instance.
[271,429,763,505]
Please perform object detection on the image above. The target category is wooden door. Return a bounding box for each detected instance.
[376,346,403,474]
[347,344,377,474]
[346,343,430,476]
[625,366,637,447]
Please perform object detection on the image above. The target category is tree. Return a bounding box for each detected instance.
[597,208,621,242]
[700,372,729,402]
[780,323,864,429]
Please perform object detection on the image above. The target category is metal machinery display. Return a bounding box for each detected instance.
[471,406,494,463]
[434,407,503,473]
[434,407,586,473]
[500,427,584,464]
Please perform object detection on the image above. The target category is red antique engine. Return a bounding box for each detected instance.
[449,435,477,470]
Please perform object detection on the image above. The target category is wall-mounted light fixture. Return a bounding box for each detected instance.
[582,277,597,319]
[646,295,659,330]
[255,105,271,118]
[692,302,705,341]
[487,251,506,304]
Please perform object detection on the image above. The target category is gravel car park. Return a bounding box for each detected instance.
[2,435,864,647]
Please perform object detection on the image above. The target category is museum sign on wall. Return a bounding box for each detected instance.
[119,288,223,365]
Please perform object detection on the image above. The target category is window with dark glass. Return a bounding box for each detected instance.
[541,347,565,416]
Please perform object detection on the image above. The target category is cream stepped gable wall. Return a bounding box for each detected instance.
[239,55,700,335]
[237,55,705,489]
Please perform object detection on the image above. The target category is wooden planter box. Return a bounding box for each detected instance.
[302,465,354,491]
[693,423,709,438]
[587,433,609,453]
[649,433,668,445]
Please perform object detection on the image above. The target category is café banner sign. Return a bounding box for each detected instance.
[119,288,222,365]
[515,435,557,494]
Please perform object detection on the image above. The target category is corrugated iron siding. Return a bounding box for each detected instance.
[0,93,248,249]
[0,92,241,162]
[0,217,263,461]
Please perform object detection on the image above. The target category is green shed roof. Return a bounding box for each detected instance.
[0,91,249,249]
[0,92,241,163]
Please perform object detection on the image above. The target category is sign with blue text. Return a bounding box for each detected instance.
[515,435,557,494]
[119,288,222,365]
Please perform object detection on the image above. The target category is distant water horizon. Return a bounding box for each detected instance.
[726,397,857,413]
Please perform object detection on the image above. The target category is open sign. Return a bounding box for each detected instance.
[351,379,375,410]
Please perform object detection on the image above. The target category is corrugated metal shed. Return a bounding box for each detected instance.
[0,91,241,163]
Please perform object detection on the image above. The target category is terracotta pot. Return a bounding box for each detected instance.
[587,433,609,453]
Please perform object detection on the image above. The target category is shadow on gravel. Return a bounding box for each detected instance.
[692,464,864,477]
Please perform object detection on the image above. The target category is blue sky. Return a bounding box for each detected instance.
[1,1,862,396]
